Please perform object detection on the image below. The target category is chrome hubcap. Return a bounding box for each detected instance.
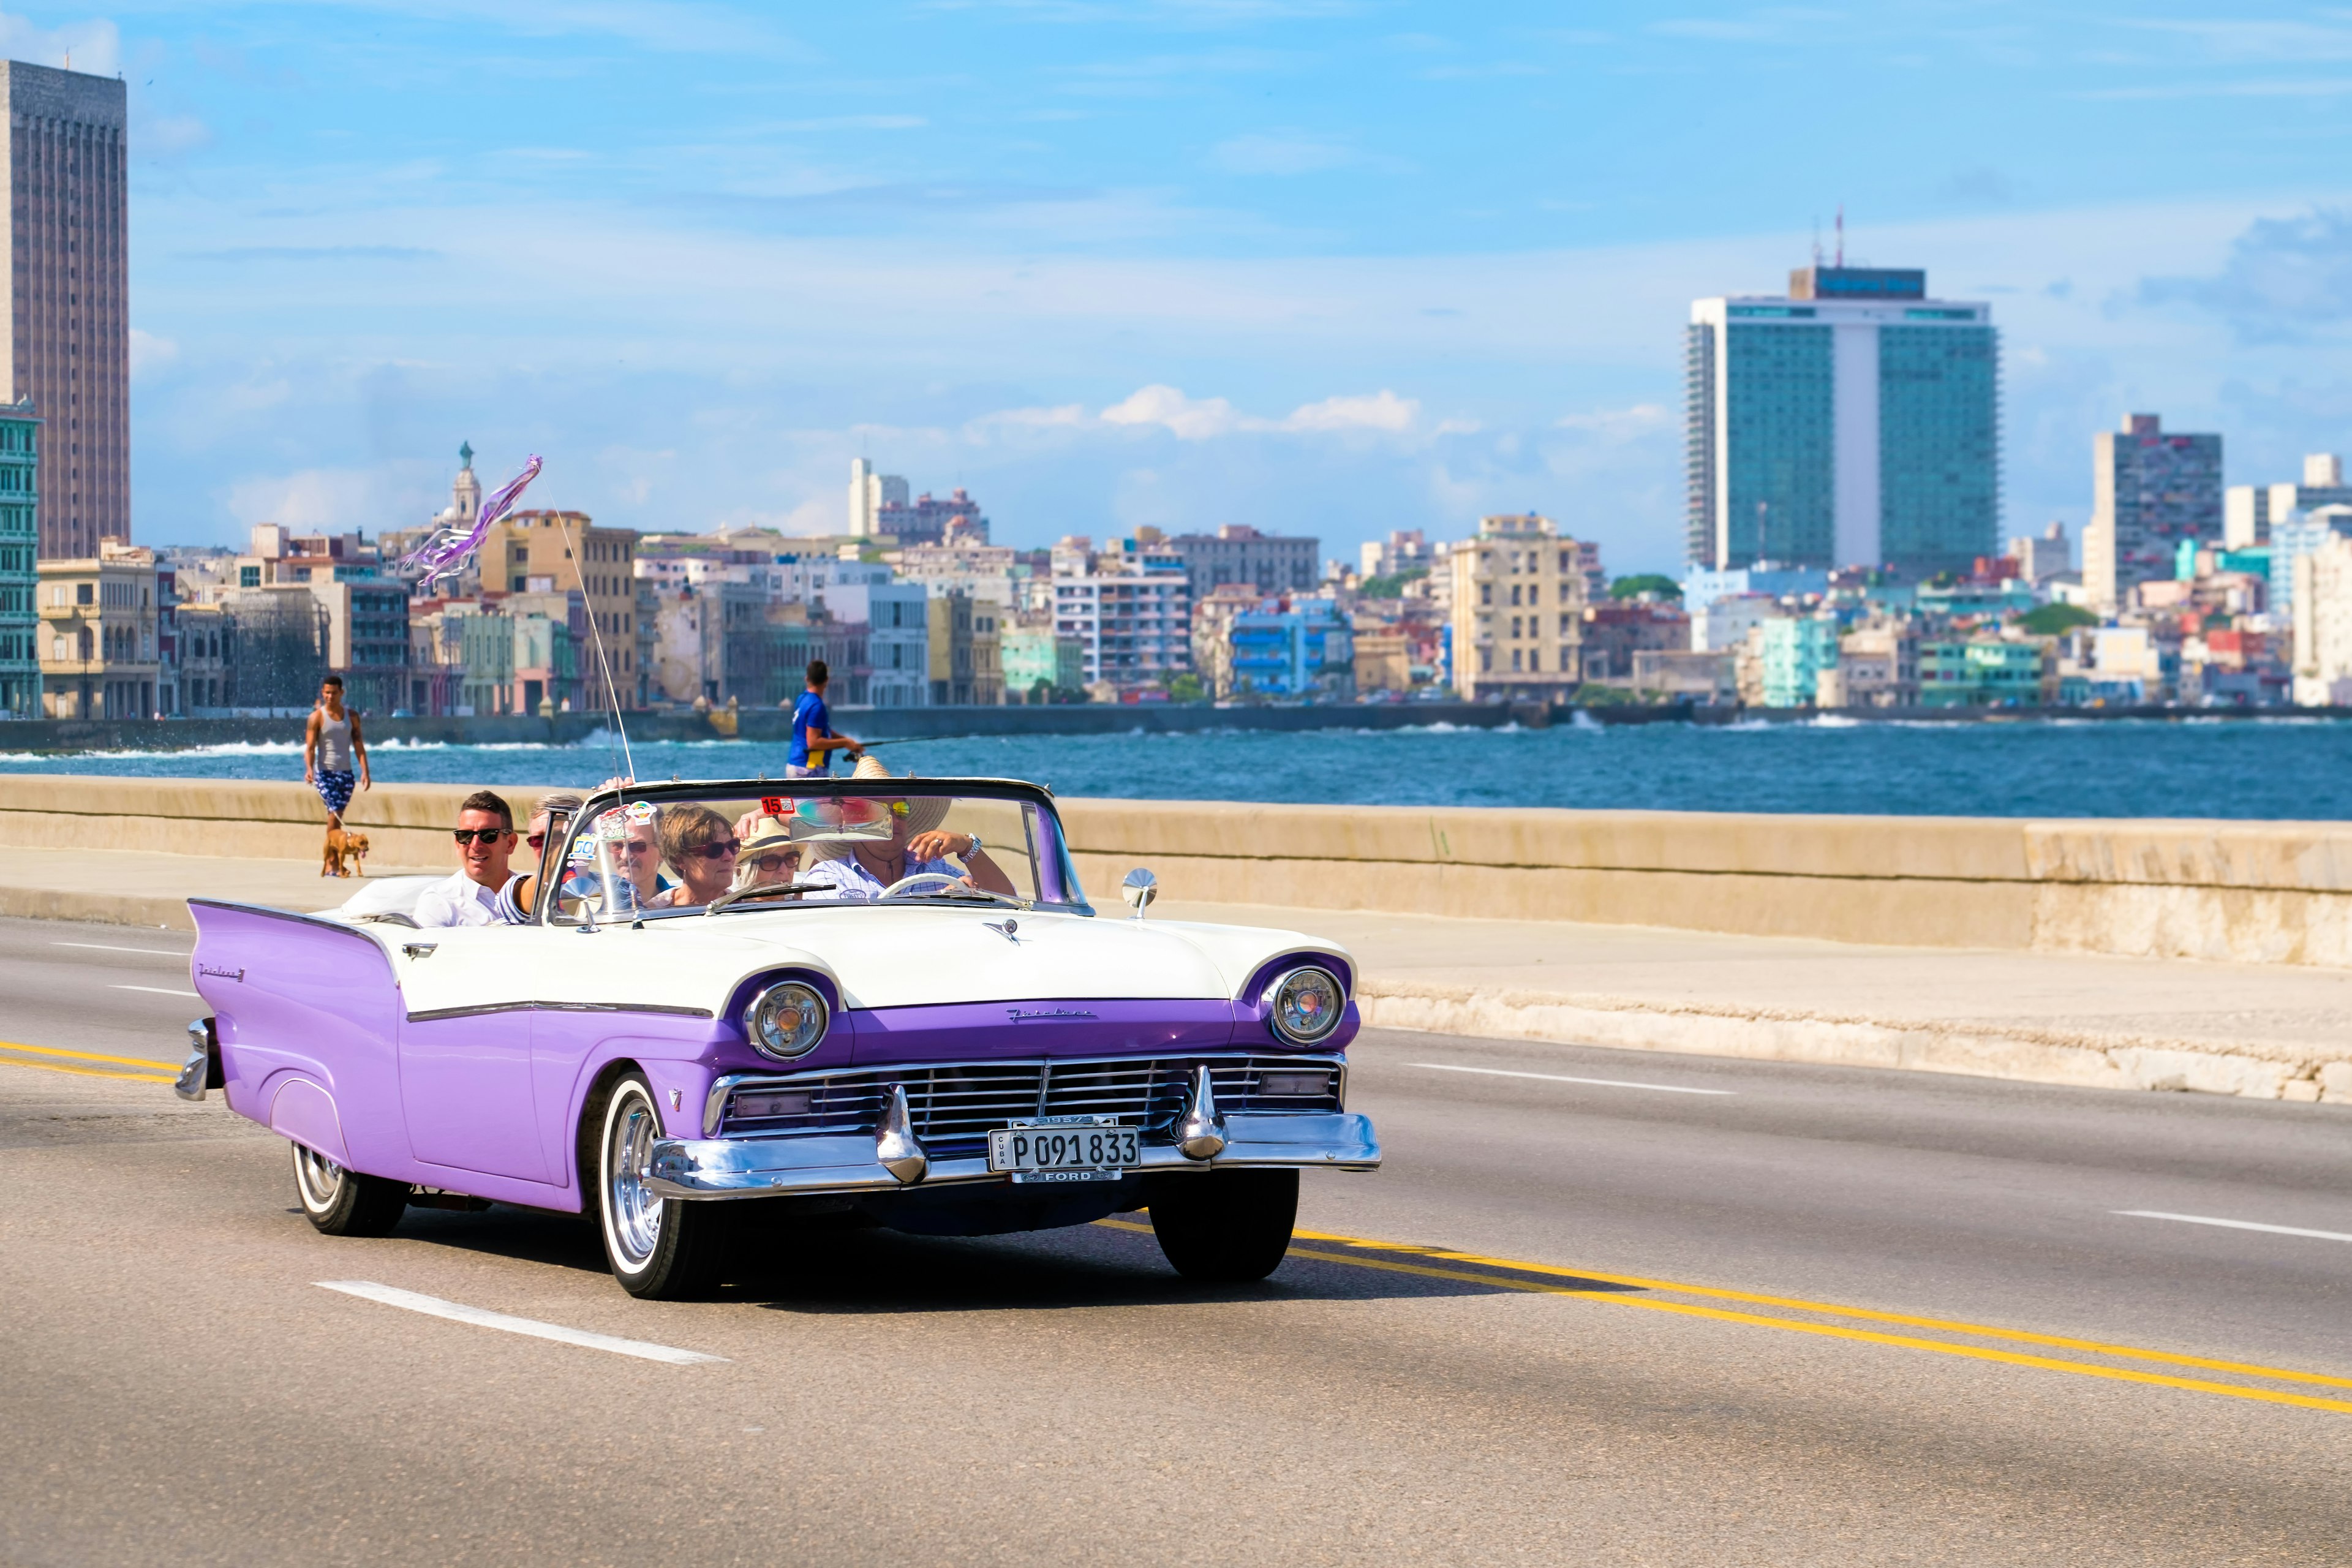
[293,1144,345,1212]
[606,1093,663,1267]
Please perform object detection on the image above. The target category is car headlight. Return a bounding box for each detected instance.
[1264,965,1344,1046]
[745,981,828,1061]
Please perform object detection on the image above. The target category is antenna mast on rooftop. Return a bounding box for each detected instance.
[1834,205,1845,268]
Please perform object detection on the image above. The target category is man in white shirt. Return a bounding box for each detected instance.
[413,790,528,928]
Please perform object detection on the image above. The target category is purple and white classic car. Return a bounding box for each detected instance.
[177,777,1379,1298]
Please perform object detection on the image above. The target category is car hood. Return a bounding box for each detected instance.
[383,904,1351,1017]
[683,905,1337,1009]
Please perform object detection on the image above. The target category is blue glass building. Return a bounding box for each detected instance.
[1687,266,1999,578]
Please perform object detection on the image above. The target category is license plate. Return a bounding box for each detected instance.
[987,1116,1140,1183]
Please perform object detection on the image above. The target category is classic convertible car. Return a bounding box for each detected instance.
[176,777,1379,1298]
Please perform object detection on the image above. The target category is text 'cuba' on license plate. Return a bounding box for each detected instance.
[987,1115,1141,1183]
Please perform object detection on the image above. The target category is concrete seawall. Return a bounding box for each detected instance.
[5,773,2350,1105]
[4,773,2352,968]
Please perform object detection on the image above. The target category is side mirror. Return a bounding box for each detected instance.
[1121,867,1159,921]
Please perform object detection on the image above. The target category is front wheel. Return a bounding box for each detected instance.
[1146,1168,1298,1283]
[292,1142,410,1237]
[596,1074,719,1299]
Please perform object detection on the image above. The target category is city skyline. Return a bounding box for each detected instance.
[23,2,2352,571]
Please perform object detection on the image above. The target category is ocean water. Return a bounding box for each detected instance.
[1,716,2348,820]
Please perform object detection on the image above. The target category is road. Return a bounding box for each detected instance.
[2,913,2350,1565]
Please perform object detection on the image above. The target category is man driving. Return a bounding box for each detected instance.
[413,790,529,927]
[798,758,1017,902]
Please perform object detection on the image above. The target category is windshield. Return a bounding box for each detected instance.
[546,783,1085,924]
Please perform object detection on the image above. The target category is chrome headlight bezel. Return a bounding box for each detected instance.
[744,980,829,1062]
[1263,965,1345,1047]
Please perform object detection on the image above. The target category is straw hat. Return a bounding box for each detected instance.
[741,814,796,856]
[847,755,952,835]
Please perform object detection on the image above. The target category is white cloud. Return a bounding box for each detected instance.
[1101,384,1244,438]
[1096,383,1420,438]
[129,329,179,381]
[223,466,420,530]
[1555,402,1670,440]
[965,402,1089,434]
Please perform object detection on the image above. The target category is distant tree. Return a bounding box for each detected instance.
[1609,573,1683,601]
[2019,603,2098,636]
[1359,567,1429,600]
[1571,682,1638,706]
[1165,673,1207,704]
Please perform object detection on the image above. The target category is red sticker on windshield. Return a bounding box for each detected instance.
[761,796,785,818]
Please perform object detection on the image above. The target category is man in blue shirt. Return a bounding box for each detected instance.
[788,659,863,778]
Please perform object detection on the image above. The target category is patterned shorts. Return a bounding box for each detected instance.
[314,770,356,816]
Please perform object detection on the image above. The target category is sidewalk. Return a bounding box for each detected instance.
[1158,898,2352,1104]
[9,846,2345,1104]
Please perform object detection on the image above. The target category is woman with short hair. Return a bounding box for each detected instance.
[646,804,740,908]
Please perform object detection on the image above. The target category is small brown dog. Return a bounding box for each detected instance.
[322,827,370,878]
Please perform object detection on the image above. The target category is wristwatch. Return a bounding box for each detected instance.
[966,833,984,858]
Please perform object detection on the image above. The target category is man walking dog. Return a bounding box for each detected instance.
[304,675,372,873]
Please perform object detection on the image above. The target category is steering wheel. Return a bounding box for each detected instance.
[879,872,1020,907]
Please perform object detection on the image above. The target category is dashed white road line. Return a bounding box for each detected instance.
[110,984,200,998]
[1408,1063,1735,1096]
[2116,1210,2352,1245]
[53,941,188,957]
[315,1281,726,1365]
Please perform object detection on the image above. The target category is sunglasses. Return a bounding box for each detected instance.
[526,832,546,850]
[748,852,801,875]
[684,839,742,861]
[451,827,511,846]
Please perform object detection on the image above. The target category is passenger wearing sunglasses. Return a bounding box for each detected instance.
[643,804,741,909]
[412,790,530,928]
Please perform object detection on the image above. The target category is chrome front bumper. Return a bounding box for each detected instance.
[644,1111,1381,1200]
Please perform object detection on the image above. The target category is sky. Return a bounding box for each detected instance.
[34,1,2352,572]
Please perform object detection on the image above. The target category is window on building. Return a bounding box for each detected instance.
[1511,648,1523,672]
[1479,583,1491,606]
[75,582,92,605]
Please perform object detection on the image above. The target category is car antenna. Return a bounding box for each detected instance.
[553,511,637,786]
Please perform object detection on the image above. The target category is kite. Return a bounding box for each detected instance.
[401,453,544,588]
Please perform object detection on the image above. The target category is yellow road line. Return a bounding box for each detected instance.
[0,1039,179,1074]
[1096,1218,2352,1414]
[1279,1245,2352,1417]
[0,1055,180,1082]
[1292,1227,2352,1393]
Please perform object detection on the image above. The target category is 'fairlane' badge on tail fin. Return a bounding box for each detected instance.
[1007,1008,1095,1021]
[197,964,244,982]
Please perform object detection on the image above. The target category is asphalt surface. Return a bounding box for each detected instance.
[2,913,2350,1566]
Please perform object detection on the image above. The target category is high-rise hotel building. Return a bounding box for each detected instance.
[1,62,127,560]
[1686,265,1998,578]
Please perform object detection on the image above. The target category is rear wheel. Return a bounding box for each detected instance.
[597,1074,720,1299]
[1147,1168,1298,1283]
[292,1142,410,1237]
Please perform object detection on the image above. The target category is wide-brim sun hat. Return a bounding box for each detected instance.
[848,755,952,835]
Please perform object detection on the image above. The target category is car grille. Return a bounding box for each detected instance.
[720,1052,1346,1156]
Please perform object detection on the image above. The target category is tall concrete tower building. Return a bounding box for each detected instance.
[1,63,127,559]
[2083,413,2222,611]
[1686,265,1999,578]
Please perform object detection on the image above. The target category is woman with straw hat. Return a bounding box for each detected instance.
[797,755,1017,902]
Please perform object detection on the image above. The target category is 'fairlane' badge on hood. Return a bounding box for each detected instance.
[1007,1008,1095,1022]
